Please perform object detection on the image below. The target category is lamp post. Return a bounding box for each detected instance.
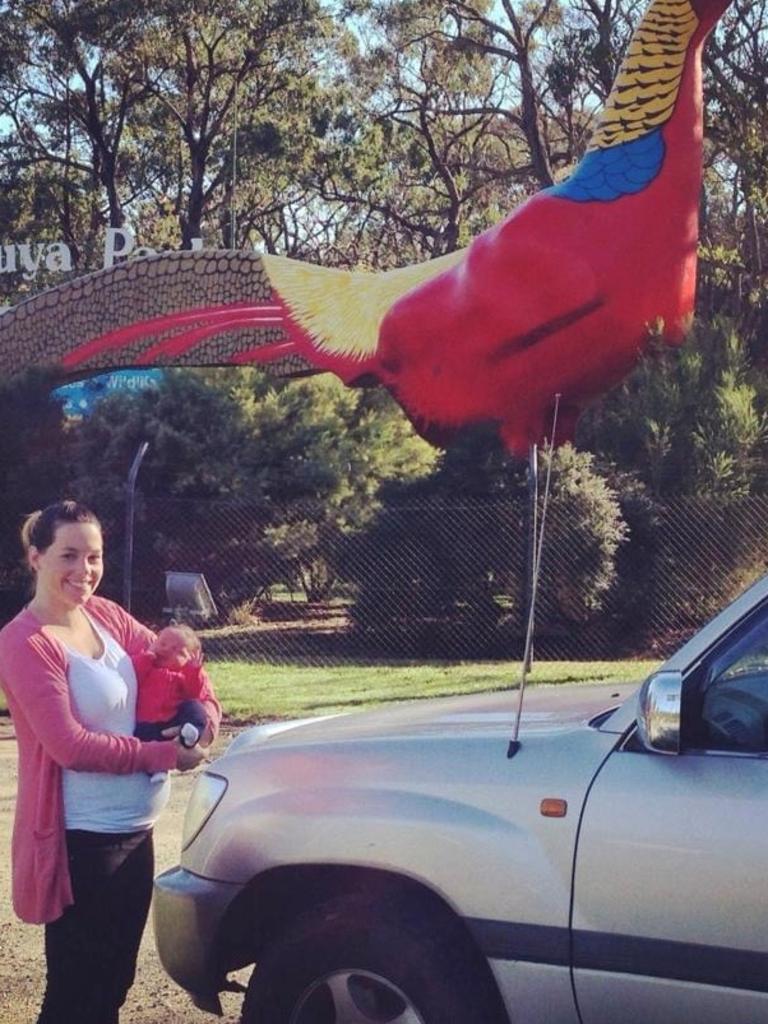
[123,441,149,612]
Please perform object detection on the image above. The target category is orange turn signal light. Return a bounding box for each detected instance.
[540,798,568,818]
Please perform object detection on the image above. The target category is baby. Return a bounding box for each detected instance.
[133,624,210,780]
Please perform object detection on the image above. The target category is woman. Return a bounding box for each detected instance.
[0,500,221,1024]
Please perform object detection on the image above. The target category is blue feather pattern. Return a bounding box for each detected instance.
[548,128,665,203]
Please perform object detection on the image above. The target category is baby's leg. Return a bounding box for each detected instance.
[173,699,209,734]
[167,700,209,746]
[134,720,167,741]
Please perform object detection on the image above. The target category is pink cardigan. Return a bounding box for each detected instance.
[0,596,221,924]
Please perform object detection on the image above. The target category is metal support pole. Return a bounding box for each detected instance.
[508,396,561,758]
[523,442,538,674]
[230,85,239,248]
[123,441,149,612]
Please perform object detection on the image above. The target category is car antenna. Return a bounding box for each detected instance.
[507,394,561,758]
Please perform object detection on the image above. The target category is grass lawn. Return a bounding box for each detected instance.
[206,659,660,722]
[0,659,660,722]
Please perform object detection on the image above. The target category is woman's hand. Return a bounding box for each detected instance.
[162,727,208,771]
[174,739,207,772]
[162,721,214,749]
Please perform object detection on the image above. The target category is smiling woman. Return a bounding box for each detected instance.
[25,510,105,637]
[0,499,221,1024]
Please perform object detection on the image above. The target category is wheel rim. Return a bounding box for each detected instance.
[289,968,427,1024]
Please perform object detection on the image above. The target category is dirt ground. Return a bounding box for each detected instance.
[0,718,251,1024]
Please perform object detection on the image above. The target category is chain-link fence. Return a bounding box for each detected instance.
[2,495,767,663]
[120,494,768,663]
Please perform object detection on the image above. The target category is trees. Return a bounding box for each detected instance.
[67,370,255,503]
[0,0,348,296]
[352,438,628,655]
[66,368,435,605]
[131,0,336,249]
[222,370,437,600]
[700,0,768,340]
[0,0,157,285]
[321,0,517,262]
[535,444,627,631]
[0,368,69,616]
[577,319,768,498]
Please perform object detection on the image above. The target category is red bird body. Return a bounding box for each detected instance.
[378,119,702,452]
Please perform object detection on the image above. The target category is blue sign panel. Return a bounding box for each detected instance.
[53,369,164,419]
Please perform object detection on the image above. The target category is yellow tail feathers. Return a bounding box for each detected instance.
[263,250,465,360]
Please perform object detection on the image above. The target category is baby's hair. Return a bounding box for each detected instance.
[21,500,101,553]
[162,623,202,654]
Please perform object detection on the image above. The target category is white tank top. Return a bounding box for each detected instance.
[61,615,170,832]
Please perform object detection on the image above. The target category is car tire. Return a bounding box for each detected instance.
[240,892,506,1024]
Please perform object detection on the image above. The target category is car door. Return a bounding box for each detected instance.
[571,608,768,1024]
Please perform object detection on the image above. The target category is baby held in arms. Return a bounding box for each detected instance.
[133,624,210,781]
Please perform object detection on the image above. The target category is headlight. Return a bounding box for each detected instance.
[182,772,228,850]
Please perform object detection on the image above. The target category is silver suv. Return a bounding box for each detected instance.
[154,575,768,1024]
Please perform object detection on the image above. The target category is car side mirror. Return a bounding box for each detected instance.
[636,670,683,754]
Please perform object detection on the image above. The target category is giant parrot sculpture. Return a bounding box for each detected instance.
[0,0,730,455]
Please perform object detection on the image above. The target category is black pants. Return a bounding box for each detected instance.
[37,828,154,1024]
[134,697,208,741]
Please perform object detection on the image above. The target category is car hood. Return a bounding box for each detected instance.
[225,681,639,759]
[188,681,639,891]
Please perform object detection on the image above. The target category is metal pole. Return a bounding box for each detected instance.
[123,441,149,612]
[230,85,239,248]
[508,395,561,758]
[523,442,538,674]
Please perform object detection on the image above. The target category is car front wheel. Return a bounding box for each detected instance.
[240,893,505,1024]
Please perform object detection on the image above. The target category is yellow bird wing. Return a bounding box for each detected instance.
[262,249,465,361]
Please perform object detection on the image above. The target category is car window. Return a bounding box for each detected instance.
[697,614,768,753]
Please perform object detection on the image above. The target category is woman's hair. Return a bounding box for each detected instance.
[21,500,101,554]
